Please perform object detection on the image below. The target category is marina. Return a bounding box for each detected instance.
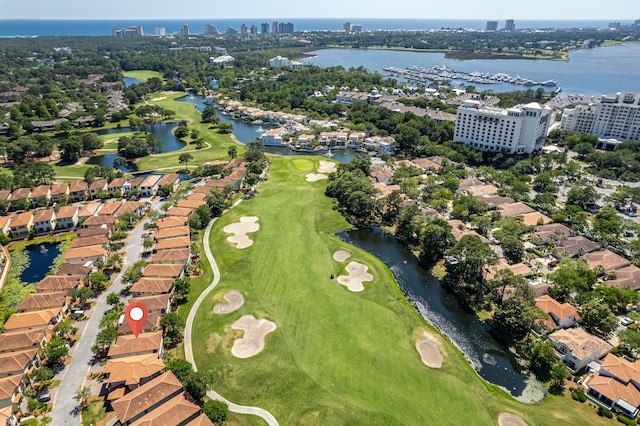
[384,64,556,87]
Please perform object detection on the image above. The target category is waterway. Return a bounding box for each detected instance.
[338,228,545,402]
[123,77,141,88]
[303,44,640,96]
[20,242,60,284]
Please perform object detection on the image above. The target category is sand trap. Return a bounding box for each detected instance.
[416,333,443,368]
[333,250,351,262]
[223,216,259,249]
[151,96,166,101]
[213,291,245,314]
[498,413,528,426]
[337,261,373,292]
[318,161,337,173]
[230,315,276,358]
[305,173,328,182]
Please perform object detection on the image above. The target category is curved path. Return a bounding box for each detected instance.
[184,217,280,426]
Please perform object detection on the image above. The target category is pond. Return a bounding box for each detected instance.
[123,77,141,87]
[339,228,546,402]
[20,242,60,284]
[88,122,186,171]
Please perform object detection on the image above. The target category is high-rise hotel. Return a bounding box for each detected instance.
[453,100,553,155]
[561,92,640,141]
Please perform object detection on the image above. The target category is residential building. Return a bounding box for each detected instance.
[2,309,62,332]
[582,249,631,272]
[55,205,78,229]
[82,215,116,228]
[165,207,193,217]
[156,217,188,229]
[0,329,49,354]
[77,201,101,219]
[534,295,580,332]
[63,245,107,264]
[278,22,294,34]
[486,21,498,31]
[0,374,25,413]
[203,24,218,35]
[150,248,190,265]
[553,236,600,258]
[107,177,127,197]
[88,179,108,198]
[97,201,122,217]
[104,353,165,395]
[548,328,611,373]
[143,263,185,279]
[140,175,161,198]
[69,180,87,202]
[57,262,93,277]
[0,217,9,237]
[33,208,56,233]
[604,265,640,291]
[180,24,189,36]
[69,235,108,249]
[261,22,269,33]
[588,353,640,418]
[107,331,164,360]
[260,128,287,146]
[16,292,68,313]
[8,212,33,239]
[128,278,174,297]
[117,312,161,335]
[561,93,640,141]
[0,348,41,378]
[130,294,171,315]
[117,201,144,218]
[156,174,180,195]
[504,19,516,31]
[29,185,51,207]
[36,275,82,293]
[9,187,30,208]
[454,100,553,154]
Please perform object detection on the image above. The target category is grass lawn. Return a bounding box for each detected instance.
[189,156,609,425]
[81,397,109,426]
[122,70,164,82]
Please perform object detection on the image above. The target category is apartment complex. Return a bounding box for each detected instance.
[561,92,640,141]
[453,100,553,154]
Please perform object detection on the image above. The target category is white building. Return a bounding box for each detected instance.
[269,56,303,70]
[454,100,553,155]
[561,92,640,141]
[260,128,287,146]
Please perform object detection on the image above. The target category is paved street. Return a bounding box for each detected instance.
[51,205,157,424]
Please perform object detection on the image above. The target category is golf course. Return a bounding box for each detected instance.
[189,155,608,425]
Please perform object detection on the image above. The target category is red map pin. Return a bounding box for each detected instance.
[124,301,148,338]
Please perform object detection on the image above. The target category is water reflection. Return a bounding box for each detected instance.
[21,242,61,283]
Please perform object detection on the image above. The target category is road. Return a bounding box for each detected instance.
[51,205,156,424]
[184,216,279,426]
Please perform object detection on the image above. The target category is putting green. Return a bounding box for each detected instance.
[190,156,608,426]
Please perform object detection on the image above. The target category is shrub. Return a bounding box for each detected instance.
[571,389,587,402]
[617,414,635,425]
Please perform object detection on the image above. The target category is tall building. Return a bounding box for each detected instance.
[181,24,190,36]
[204,24,218,35]
[343,22,351,32]
[278,22,294,34]
[261,22,270,33]
[154,27,166,36]
[504,19,515,31]
[561,92,640,141]
[225,27,239,35]
[272,21,279,33]
[486,21,498,31]
[240,24,248,35]
[250,24,258,35]
[112,26,143,38]
[453,100,553,155]
[351,24,362,32]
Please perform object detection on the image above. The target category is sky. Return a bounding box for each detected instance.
[0,0,638,20]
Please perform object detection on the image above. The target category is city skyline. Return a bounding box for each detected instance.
[1,0,638,20]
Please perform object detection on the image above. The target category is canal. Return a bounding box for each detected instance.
[20,242,60,284]
[339,228,546,402]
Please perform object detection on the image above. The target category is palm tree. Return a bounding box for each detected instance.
[179,153,193,171]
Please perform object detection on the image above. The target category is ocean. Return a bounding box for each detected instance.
[0,18,628,37]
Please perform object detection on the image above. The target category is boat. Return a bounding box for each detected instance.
[541,80,557,87]
[523,80,536,86]
[39,244,48,254]
[553,86,563,95]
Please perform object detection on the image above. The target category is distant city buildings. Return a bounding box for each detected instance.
[561,92,640,142]
[180,24,189,36]
[203,24,218,35]
[261,22,270,33]
[278,22,294,34]
[240,24,248,35]
[454,100,553,154]
[504,19,516,31]
[343,22,363,32]
[154,27,166,36]
[272,21,279,33]
[112,26,144,38]
[225,27,238,35]
[250,24,258,35]
[486,21,498,31]
[269,56,303,70]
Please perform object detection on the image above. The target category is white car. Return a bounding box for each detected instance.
[621,317,635,326]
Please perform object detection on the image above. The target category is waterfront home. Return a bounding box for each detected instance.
[97,201,122,216]
[50,182,69,203]
[2,309,62,332]
[548,327,611,373]
[57,262,93,277]
[0,329,49,354]
[0,216,11,237]
[122,177,144,195]
[32,208,56,234]
[140,175,162,198]
[260,128,287,146]
[128,278,174,297]
[363,136,395,154]
[483,258,532,281]
[107,177,127,197]
[55,205,79,230]
[107,331,163,360]
[604,265,640,291]
[534,295,580,332]
[156,174,180,195]
[143,263,185,279]
[582,249,631,273]
[8,187,31,208]
[117,312,161,336]
[69,180,87,202]
[29,185,51,207]
[150,248,190,265]
[0,348,42,378]
[88,179,108,198]
[154,226,190,241]
[69,235,108,249]
[8,211,33,239]
[63,245,107,264]
[588,353,640,419]
[36,275,83,293]
[16,292,68,314]
[104,353,165,394]
[131,294,171,316]
[0,374,26,414]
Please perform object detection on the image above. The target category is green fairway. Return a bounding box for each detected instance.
[191,156,607,425]
[122,70,164,82]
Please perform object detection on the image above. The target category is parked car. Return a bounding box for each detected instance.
[37,390,50,402]
[621,317,635,326]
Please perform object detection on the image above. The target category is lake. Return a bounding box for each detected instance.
[339,228,546,402]
[303,44,640,96]
[21,242,60,284]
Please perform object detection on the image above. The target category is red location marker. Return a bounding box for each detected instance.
[124,301,148,338]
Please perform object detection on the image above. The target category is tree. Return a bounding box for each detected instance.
[550,362,569,394]
[91,325,118,358]
[580,299,617,336]
[112,156,127,172]
[179,153,193,171]
[53,319,78,340]
[445,235,498,301]
[69,287,94,306]
[618,329,640,356]
[529,339,557,381]
[592,206,623,244]
[217,122,233,134]
[501,236,525,264]
[143,237,154,254]
[420,219,455,265]
[202,400,228,423]
[73,386,91,409]
[43,336,69,366]
[205,188,226,217]
[106,292,123,309]
[532,172,557,193]
[228,145,237,159]
[172,277,190,304]
[81,133,103,151]
[184,371,212,405]
[161,312,185,348]
[87,271,109,292]
[548,259,597,302]
[59,138,83,163]
[566,185,599,208]
[28,367,53,389]
[166,358,194,382]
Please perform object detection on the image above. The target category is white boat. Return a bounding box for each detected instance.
[541,80,557,87]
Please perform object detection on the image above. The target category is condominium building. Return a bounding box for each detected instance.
[453,100,553,155]
[261,22,270,33]
[561,92,640,141]
[203,24,218,35]
[486,21,498,31]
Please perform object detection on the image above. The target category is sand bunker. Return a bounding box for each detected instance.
[498,413,528,426]
[150,96,167,101]
[230,315,276,358]
[333,250,351,262]
[337,261,373,292]
[223,216,259,249]
[318,161,337,173]
[213,291,245,314]
[305,173,328,182]
[416,333,443,368]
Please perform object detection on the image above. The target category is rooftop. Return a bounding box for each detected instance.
[3,309,60,331]
[107,330,163,358]
[549,327,611,360]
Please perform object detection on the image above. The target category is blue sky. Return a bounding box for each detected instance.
[1,0,638,20]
